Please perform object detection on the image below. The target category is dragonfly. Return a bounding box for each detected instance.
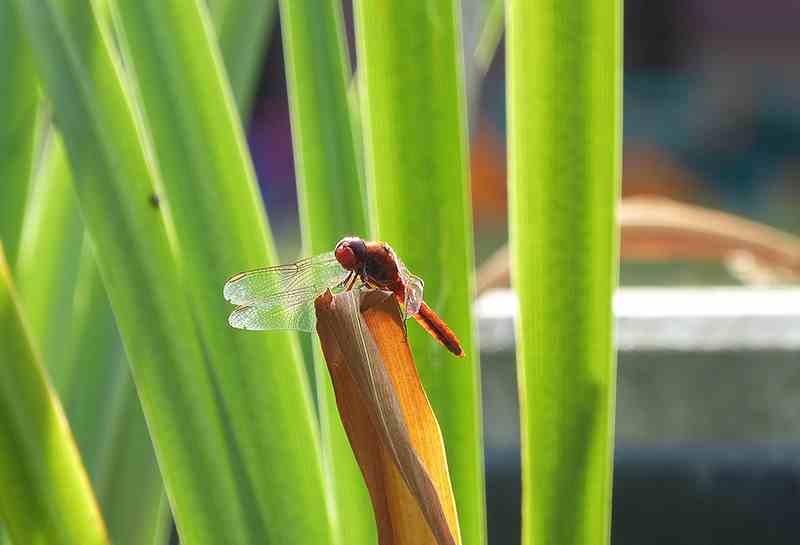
[223,236,464,357]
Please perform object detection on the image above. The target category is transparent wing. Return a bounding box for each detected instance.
[395,255,424,316]
[223,251,349,307]
[228,297,317,332]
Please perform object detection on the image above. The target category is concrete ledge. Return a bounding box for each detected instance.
[476,287,800,352]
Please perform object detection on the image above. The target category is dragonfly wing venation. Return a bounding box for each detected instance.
[228,297,317,332]
[223,251,348,306]
[395,255,425,315]
[404,275,424,315]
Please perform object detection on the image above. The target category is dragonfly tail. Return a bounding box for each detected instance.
[413,302,464,357]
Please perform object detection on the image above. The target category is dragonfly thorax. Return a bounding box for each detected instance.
[363,250,398,287]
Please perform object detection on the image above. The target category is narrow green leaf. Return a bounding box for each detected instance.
[0,2,38,263]
[61,241,165,545]
[6,8,165,537]
[208,0,277,116]
[353,3,486,544]
[507,1,621,544]
[59,240,121,471]
[0,242,109,545]
[278,0,372,543]
[108,2,334,544]
[12,125,165,545]
[94,369,166,545]
[280,0,366,248]
[14,131,83,376]
[150,495,173,545]
[10,2,270,543]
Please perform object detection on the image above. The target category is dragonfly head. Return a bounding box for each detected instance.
[335,236,367,271]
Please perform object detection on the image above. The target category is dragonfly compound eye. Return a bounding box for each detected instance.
[335,241,359,270]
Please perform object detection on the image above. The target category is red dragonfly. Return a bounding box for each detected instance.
[223,236,464,357]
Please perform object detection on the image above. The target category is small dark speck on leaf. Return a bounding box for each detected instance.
[149,193,160,209]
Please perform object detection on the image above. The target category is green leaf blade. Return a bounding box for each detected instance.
[278,0,373,543]
[353,3,486,544]
[507,1,621,544]
[0,2,38,263]
[13,128,167,545]
[0,244,110,545]
[62,241,166,545]
[14,132,83,377]
[208,0,277,117]
[108,2,335,544]
[10,2,264,543]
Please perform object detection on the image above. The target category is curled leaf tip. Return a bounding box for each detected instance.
[315,289,461,545]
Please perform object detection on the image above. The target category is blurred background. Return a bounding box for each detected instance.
[243,1,799,544]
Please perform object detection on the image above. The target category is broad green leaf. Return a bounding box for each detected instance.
[10,2,272,543]
[353,2,486,544]
[507,1,621,544]
[278,0,372,543]
[107,1,334,544]
[208,0,277,117]
[0,243,109,545]
[0,2,37,264]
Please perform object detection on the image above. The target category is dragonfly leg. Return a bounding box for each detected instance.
[333,271,355,291]
[344,272,358,291]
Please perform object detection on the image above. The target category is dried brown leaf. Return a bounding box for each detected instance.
[315,289,461,545]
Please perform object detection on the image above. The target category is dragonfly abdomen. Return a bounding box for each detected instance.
[412,302,464,357]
